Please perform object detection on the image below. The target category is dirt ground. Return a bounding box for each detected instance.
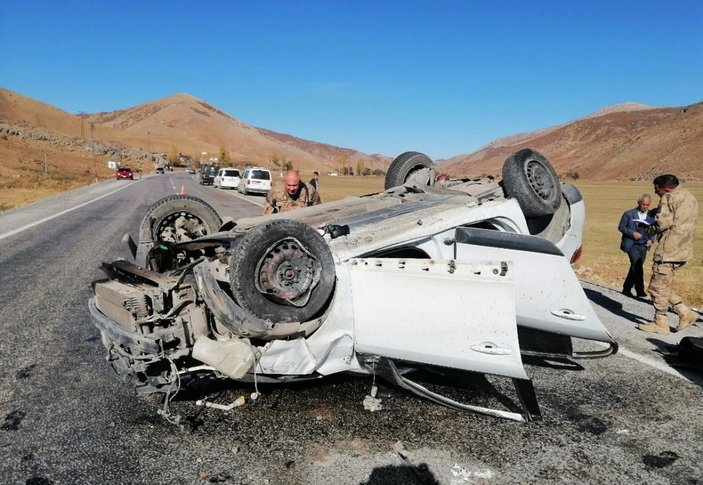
[0,135,148,211]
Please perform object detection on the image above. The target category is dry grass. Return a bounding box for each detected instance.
[0,136,148,211]
[573,180,702,307]
[305,173,385,201]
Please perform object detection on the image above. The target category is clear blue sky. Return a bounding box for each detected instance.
[1,1,701,159]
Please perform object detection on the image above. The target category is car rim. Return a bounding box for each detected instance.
[405,166,433,186]
[254,237,321,307]
[156,212,209,243]
[525,160,555,200]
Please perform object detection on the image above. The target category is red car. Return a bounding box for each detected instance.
[115,167,133,180]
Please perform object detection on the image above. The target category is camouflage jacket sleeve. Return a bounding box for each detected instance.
[264,183,284,214]
[653,187,699,262]
[655,194,674,231]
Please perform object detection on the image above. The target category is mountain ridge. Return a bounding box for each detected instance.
[1,87,701,180]
[0,88,390,172]
[440,102,702,180]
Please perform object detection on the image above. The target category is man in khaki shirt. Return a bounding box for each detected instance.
[263,170,309,215]
[638,174,700,335]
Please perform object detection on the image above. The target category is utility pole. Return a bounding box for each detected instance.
[78,111,89,139]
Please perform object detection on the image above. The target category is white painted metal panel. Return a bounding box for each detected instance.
[349,258,527,380]
[456,242,614,342]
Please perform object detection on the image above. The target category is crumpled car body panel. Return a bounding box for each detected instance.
[89,173,616,422]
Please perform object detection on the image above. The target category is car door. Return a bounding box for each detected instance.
[348,258,527,380]
[454,227,614,343]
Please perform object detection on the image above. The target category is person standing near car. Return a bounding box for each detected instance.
[638,174,699,335]
[618,194,654,298]
[263,169,309,214]
[308,171,321,206]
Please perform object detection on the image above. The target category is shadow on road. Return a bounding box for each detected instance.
[584,287,649,324]
[646,337,703,387]
[522,355,585,371]
[154,364,537,427]
[362,461,439,485]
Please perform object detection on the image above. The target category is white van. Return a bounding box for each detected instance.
[237,167,272,195]
[213,168,241,190]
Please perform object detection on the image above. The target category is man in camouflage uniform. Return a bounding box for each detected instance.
[638,174,700,335]
[263,170,309,215]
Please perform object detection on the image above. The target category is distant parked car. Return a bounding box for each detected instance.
[186,168,196,174]
[115,167,133,180]
[237,167,272,195]
[213,168,241,190]
[199,166,218,185]
[155,167,165,175]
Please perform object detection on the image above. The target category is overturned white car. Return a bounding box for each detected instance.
[89,149,616,422]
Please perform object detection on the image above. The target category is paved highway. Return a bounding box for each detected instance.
[1,173,701,484]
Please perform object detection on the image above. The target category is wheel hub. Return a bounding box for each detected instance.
[255,238,321,306]
[157,212,208,243]
[525,160,555,200]
[405,166,434,186]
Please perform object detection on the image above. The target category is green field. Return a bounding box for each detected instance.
[308,173,703,307]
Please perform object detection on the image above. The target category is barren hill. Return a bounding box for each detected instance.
[0,89,81,136]
[87,92,388,171]
[2,87,701,184]
[0,88,389,173]
[441,102,703,181]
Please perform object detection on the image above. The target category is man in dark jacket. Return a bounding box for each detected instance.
[308,171,321,206]
[618,194,654,297]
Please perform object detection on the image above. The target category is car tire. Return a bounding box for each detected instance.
[229,220,335,323]
[502,149,562,218]
[384,151,435,189]
[138,194,223,244]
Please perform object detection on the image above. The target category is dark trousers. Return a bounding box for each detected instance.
[623,244,648,295]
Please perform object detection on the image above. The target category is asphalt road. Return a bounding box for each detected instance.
[1,173,702,485]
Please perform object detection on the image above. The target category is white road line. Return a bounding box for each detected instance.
[617,346,693,382]
[0,183,134,241]
[220,189,265,207]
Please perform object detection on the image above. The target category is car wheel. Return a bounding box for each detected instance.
[138,194,223,244]
[384,151,435,189]
[229,220,335,323]
[502,148,561,218]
